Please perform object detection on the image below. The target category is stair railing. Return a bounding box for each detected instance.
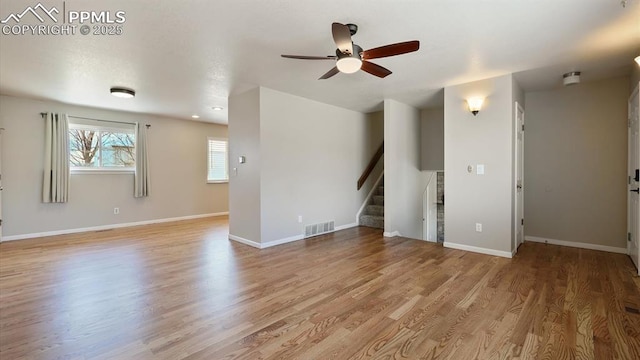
[357,142,384,190]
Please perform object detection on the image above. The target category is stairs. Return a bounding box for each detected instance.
[359,178,384,229]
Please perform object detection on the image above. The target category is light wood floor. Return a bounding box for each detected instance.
[1,217,639,359]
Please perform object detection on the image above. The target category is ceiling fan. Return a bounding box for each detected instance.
[281,23,420,80]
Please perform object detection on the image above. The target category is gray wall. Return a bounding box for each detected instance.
[228,88,262,243]
[444,74,514,256]
[420,108,444,171]
[524,76,628,248]
[228,87,383,245]
[384,99,432,240]
[0,95,228,238]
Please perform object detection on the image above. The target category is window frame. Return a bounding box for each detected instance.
[68,121,136,175]
[207,137,229,184]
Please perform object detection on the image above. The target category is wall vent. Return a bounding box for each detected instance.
[304,220,335,238]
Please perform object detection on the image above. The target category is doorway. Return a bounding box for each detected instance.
[513,102,525,252]
[628,85,639,273]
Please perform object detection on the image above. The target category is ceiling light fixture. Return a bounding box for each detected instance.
[336,45,363,74]
[212,107,223,111]
[110,87,135,98]
[467,98,484,116]
[191,115,200,119]
[562,71,581,86]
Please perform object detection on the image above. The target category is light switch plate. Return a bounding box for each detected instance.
[477,164,485,175]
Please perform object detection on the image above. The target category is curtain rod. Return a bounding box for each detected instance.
[40,112,151,128]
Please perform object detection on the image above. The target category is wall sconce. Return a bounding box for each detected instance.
[467,98,484,116]
[635,55,640,66]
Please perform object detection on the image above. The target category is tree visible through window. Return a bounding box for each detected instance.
[208,138,228,182]
[69,124,135,170]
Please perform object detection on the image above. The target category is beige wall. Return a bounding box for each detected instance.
[228,88,262,242]
[384,99,432,240]
[524,76,628,248]
[631,63,640,94]
[444,74,514,256]
[0,95,228,238]
[420,108,444,171]
[228,87,383,245]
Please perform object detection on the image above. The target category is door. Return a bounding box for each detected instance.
[514,102,525,251]
[628,85,639,273]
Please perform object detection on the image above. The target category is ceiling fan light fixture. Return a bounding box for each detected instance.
[110,87,135,98]
[336,57,362,74]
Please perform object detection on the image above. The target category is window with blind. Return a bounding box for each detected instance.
[208,138,228,183]
[68,117,136,173]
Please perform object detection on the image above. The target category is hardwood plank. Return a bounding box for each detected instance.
[1,217,639,359]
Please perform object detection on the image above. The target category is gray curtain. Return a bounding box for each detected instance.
[42,113,70,203]
[134,122,149,197]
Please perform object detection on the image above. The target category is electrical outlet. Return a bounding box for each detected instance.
[475,223,482,232]
[114,207,120,215]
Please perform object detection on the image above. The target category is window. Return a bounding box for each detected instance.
[208,138,228,183]
[68,118,136,172]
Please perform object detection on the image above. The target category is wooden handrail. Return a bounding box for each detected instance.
[357,142,384,190]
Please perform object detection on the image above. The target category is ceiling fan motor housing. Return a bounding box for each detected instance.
[336,44,363,59]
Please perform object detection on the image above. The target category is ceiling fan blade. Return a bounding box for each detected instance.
[281,55,337,60]
[361,61,392,78]
[362,40,420,60]
[332,22,353,55]
[319,66,340,80]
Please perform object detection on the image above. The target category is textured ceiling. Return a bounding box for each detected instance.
[0,0,638,124]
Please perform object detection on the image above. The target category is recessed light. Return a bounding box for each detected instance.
[191,115,200,119]
[110,87,135,98]
[212,107,223,111]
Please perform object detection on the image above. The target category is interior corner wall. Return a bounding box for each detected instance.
[0,95,229,238]
[228,87,262,243]
[420,108,444,171]
[631,64,640,94]
[524,76,628,249]
[443,74,514,256]
[384,99,431,240]
[258,87,376,244]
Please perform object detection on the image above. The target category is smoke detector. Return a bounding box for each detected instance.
[562,71,581,86]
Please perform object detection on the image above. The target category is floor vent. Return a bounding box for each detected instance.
[304,220,335,238]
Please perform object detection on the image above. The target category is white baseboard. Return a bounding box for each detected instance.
[443,242,513,258]
[383,231,400,238]
[228,234,261,248]
[230,223,358,249]
[1,212,229,242]
[525,236,627,254]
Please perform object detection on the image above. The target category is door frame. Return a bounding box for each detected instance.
[628,84,639,274]
[513,102,525,253]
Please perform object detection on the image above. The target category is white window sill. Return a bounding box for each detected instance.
[207,180,229,184]
[71,169,135,175]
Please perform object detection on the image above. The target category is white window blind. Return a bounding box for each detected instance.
[208,138,228,182]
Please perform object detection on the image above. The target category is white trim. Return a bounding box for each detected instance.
[336,222,357,232]
[356,171,385,225]
[443,242,513,258]
[525,236,627,254]
[383,231,400,238]
[228,234,261,248]
[230,223,358,249]
[1,212,229,242]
